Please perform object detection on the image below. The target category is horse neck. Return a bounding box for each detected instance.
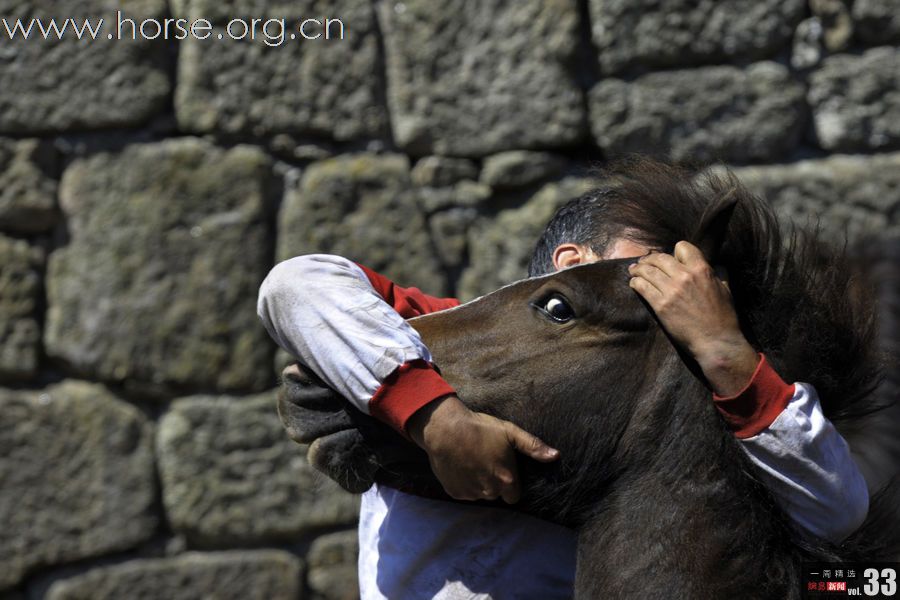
[572,348,802,598]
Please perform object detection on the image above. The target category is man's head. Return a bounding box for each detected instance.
[528,157,736,276]
[528,188,649,275]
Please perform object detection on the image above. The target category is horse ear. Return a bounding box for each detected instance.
[692,190,737,263]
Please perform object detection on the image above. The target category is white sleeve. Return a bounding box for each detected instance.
[256,254,435,415]
[739,382,869,543]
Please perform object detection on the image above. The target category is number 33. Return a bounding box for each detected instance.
[864,568,897,596]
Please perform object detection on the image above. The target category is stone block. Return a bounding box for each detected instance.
[411,157,479,188]
[589,62,806,163]
[589,0,805,74]
[157,392,359,545]
[853,0,900,45]
[0,0,170,134]
[480,151,567,189]
[730,152,900,244]
[0,139,58,234]
[174,0,387,141]
[277,153,447,295]
[307,530,359,600]
[429,207,480,273]
[809,0,853,52]
[46,139,274,393]
[808,47,900,152]
[0,235,42,382]
[45,551,301,600]
[377,0,586,156]
[0,381,157,589]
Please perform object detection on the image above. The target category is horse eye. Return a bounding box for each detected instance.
[541,295,575,323]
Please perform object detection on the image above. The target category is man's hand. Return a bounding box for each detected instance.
[628,241,760,397]
[406,395,560,504]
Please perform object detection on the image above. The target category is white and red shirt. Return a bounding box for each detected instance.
[258,254,869,600]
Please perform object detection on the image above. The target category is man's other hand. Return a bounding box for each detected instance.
[406,395,559,504]
[628,240,760,397]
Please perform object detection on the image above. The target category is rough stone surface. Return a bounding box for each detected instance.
[45,551,301,600]
[792,18,827,70]
[46,139,274,393]
[480,151,567,189]
[429,207,480,274]
[0,381,157,589]
[459,177,596,299]
[589,0,805,74]
[278,153,448,295]
[0,235,42,382]
[307,530,359,600]
[419,181,492,214]
[731,152,900,244]
[853,0,900,45]
[378,0,586,157]
[589,62,806,163]
[809,0,854,52]
[0,139,58,234]
[157,392,359,545]
[411,157,479,188]
[174,0,387,141]
[0,0,170,134]
[808,48,900,152]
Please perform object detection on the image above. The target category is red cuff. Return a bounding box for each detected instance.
[369,359,456,435]
[712,354,795,439]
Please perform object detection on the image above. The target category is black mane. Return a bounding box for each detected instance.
[589,156,882,421]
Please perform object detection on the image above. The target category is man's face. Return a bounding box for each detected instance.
[553,237,649,272]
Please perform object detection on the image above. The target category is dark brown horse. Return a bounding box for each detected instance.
[278,162,899,598]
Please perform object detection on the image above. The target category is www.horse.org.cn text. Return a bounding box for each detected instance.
[2,12,347,47]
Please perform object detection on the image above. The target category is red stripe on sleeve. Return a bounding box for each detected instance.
[356,263,460,318]
[712,354,795,439]
[354,264,460,434]
[369,360,457,435]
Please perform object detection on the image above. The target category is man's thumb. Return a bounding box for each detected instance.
[507,424,560,462]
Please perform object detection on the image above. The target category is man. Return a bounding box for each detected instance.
[257,163,868,599]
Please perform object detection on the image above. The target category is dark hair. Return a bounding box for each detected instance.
[527,188,618,277]
[529,156,731,276]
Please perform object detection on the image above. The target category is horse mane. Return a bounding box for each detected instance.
[591,156,883,421]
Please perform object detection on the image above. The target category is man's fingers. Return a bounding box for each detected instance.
[628,262,669,293]
[505,423,560,462]
[629,274,663,304]
[673,240,707,265]
[637,251,681,276]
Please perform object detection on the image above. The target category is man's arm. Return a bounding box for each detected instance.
[257,254,558,503]
[714,360,869,542]
[628,241,869,543]
[257,254,455,427]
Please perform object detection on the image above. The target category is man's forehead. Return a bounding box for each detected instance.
[600,238,649,261]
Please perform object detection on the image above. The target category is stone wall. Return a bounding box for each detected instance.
[0,0,897,598]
